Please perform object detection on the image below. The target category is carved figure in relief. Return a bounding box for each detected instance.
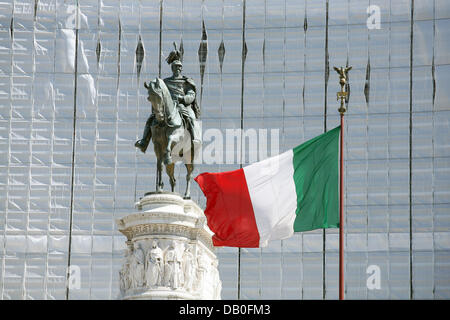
[211,259,222,299]
[164,240,184,289]
[195,248,209,292]
[145,240,164,287]
[182,245,197,291]
[130,242,145,288]
[119,245,133,293]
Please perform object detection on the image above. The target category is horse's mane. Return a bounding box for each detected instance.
[148,78,179,125]
[149,78,171,112]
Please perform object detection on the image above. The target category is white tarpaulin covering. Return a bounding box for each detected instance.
[0,0,449,299]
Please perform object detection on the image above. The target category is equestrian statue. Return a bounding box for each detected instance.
[135,43,201,199]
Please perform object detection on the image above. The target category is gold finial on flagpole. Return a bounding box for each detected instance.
[333,66,352,114]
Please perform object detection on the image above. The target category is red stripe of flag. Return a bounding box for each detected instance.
[194,168,260,248]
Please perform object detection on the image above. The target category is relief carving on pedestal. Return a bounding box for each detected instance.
[130,242,145,289]
[145,240,164,287]
[119,238,220,299]
[164,240,184,289]
[119,242,132,293]
[182,244,197,292]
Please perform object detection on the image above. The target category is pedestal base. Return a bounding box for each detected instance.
[116,193,221,300]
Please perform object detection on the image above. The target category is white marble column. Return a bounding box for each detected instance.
[116,193,221,300]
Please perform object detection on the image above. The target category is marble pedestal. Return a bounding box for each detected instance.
[116,193,221,300]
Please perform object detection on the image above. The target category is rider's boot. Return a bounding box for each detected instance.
[188,118,202,146]
[135,117,153,153]
[134,139,147,153]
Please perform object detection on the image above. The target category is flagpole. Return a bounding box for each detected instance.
[339,111,344,300]
[334,65,351,300]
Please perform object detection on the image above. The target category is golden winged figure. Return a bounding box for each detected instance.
[333,66,352,86]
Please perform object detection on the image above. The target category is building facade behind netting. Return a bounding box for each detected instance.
[0,0,449,299]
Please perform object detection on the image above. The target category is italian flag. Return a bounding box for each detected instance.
[194,126,341,248]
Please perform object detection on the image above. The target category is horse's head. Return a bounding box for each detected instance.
[144,78,165,122]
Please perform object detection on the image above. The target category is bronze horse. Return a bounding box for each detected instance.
[143,78,195,198]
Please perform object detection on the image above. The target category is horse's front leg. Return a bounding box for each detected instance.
[156,158,163,192]
[184,163,193,199]
[183,141,195,199]
[164,136,174,165]
[165,163,176,192]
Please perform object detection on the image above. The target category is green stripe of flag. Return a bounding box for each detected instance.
[293,126,341,232]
